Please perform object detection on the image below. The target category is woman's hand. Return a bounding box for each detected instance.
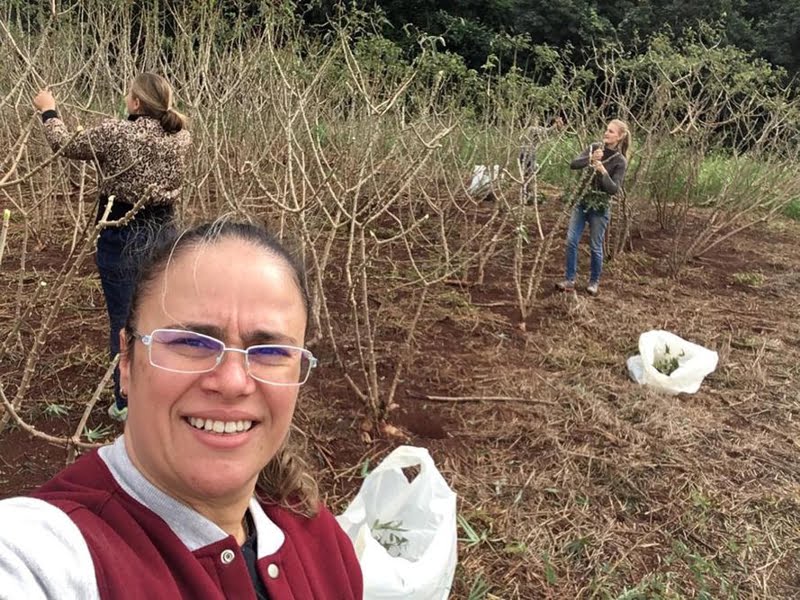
[590,148,606,175]
[33,89,56,112]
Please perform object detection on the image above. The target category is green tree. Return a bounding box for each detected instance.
[301,0,800,79]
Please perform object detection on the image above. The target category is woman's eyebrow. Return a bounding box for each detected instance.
[161,324,298,346]
[243,330,298,346]
[164,323,225,340]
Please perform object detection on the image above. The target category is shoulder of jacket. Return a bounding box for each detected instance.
[85,118,128,137]
[0,496,101,599]
[96,117,126,128]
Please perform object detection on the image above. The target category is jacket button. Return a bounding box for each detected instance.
[267,563,279,579]
[221,549,236,564]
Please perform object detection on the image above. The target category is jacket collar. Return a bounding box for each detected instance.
[98,436,285,556]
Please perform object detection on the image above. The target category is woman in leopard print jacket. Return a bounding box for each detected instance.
[33,73,191,421]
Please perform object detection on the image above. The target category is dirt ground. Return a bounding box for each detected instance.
[1,205,799,598]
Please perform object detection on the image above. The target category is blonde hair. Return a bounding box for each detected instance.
[130,73,187,134]
[256,432,320,517]
[609,119,631,158]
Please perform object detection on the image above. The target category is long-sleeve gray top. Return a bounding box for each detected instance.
[570,143,628,196]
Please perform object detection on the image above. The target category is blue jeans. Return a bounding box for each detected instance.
[95,227,139,410]
[564,203,610,284]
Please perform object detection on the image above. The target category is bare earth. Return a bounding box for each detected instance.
[1,206,799,598]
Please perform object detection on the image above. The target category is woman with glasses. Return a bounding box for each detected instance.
[33,73,192,422]
[0,221,363,599]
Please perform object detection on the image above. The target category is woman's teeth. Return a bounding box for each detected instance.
[187,417,253,434]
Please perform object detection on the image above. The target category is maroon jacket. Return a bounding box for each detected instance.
[25,441,362,599]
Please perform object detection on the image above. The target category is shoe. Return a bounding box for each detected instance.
[107,402,128,422]
[555,280,575,292]
[586,282,599,296]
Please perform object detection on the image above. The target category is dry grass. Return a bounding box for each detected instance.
[291,214,800,599]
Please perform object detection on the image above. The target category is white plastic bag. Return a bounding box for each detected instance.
[467,164,500,198]
[337,446,457,600]
[627,330,718,395]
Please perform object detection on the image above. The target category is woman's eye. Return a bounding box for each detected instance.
[250,346,292,358]
[171,336,216,350]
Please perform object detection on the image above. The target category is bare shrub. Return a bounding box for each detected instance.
[2,3,799,445]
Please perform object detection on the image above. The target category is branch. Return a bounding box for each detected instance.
[0,383,103,449]
[409,393,556,405]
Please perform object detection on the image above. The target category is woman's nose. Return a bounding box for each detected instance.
[202,349,255,396]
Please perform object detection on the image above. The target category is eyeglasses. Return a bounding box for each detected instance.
[132,329,318,386]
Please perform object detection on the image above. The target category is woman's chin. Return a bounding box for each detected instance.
[183,465,260,500]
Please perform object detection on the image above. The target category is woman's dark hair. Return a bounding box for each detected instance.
[130,72,188,134]
[124,220,309,339]
[123,219,318,515]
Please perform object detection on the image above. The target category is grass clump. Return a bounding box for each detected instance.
[783,199,800,221]
[732,272,765,287]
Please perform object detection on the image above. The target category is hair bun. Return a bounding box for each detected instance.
[159,108,184,134]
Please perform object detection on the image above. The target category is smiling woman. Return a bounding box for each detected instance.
[0,221,363,599]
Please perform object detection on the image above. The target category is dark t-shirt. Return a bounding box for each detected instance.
[242,512,270,600]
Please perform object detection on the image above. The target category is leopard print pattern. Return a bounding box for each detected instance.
[43,115,191,206]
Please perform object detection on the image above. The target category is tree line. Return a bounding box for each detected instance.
[4,1,798,82]
[304,0,800,81]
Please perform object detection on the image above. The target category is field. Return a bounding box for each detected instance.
[2,199,799,598]
[3,2,800,597]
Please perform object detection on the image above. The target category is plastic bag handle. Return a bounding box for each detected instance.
[369,445,436,475]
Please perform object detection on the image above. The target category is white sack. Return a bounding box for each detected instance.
[467,164,500,198]
[627,330,718,395]
[337,446,457,600]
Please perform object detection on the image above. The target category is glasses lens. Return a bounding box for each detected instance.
[150,329,224,373]
[247,345,312,385]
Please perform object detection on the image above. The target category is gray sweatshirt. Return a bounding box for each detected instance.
[570,143,628,196]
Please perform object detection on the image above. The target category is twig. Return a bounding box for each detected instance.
[409,393,556,405]
[0,383,102,450]
[66,354,119,464]
[0,208,10,268]
[385,287,428,414]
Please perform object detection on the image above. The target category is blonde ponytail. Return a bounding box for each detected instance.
[609,118,631,158]
[130,73,188,134]
[159,107,187,134]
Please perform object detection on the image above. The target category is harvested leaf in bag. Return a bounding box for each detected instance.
[627,330,718,395]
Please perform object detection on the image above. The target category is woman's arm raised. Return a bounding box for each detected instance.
[34,89,116,162]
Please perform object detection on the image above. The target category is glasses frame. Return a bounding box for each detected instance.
[132,328,318,387]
